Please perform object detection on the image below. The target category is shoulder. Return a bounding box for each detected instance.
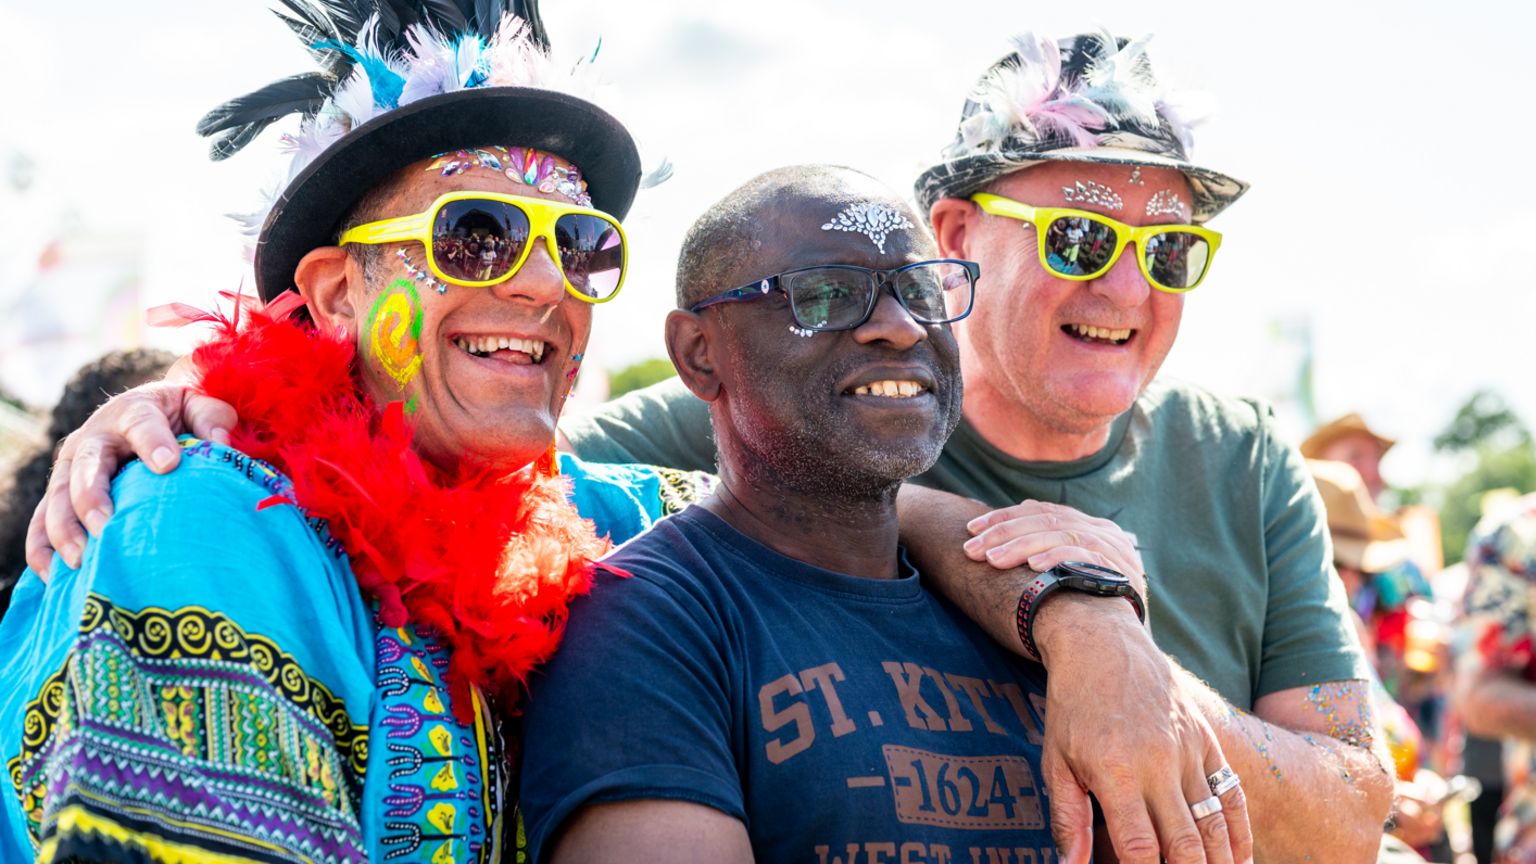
[1136,377,1275,442]
[560,454,716,543]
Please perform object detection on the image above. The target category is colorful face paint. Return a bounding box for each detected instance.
[368,279,424,389]
[424,146,591,206]
[1060,180,1123,211]
[1305,682,1375,750]
[1127,166,1145,186]
[788,324,816,339]
[820,202,914,254]
[566,353,584,396]
[1145,189,1191,221]
[397,248,449,295]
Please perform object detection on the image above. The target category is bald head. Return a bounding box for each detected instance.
[675,165,934,309]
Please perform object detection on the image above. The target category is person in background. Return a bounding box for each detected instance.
[1312,459,1456,863]
[0,348,175,608]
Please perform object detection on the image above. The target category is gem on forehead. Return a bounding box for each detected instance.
[820,202,914,254]
[1145,190,1190,219]
[1061,181,1124,211]
[1128,166,1145,185]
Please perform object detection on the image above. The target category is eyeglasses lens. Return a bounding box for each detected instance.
[1143,231,1211,291]
[895,262,972,323]
[1043,215,1118,278]
[432,199,530,283]
[783,269,872,329]
[555,214,625,300]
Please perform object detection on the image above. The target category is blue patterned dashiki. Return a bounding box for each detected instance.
[0,440,712,863]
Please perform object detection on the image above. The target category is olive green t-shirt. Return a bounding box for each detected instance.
[559,376,1367,709]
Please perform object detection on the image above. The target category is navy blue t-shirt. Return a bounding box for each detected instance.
[520,506,1056,863]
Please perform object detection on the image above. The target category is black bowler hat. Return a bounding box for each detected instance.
[196,0,643,301]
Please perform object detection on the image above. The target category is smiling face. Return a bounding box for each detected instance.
[687,179,963,499]
[308,152,596,474]
[934,161,1195,458]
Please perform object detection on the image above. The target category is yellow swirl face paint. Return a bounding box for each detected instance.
[368,279,424,389]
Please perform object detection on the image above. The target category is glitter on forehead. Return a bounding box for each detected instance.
[1061,181,1123,211]
[1145,190,1191,220]
[820,202,915,255]
[425,146,592,207]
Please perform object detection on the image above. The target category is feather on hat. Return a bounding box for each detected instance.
[197,0,648,300]
[914,30,1247,223]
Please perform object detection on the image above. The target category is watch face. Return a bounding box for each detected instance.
[1061,560,1129,585]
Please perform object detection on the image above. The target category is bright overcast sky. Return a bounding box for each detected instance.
[1,0,1532,486]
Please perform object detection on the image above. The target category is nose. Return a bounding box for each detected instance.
[852,285,927,350]
[1089,244,1152,308]
[489,237,566,307]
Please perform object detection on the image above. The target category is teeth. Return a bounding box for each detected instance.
[1068,324,1132,343]
[851,380,927,398]
[453,336,547,360]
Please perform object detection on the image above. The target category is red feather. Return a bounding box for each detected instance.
[189,303,607,718]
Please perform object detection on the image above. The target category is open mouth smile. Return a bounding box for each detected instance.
[849,379,930,399]
[452,335,548,363]
[1063,323,1134,346]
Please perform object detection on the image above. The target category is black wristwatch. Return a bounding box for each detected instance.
[1015,561,1147,661]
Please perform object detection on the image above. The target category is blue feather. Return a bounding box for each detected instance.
[314,39,406,108]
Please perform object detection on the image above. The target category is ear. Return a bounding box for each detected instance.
[665,309,721,402]
[929,198,979,259]
[294,246,363,336]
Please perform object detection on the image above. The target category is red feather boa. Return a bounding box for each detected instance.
[190,305,607,716]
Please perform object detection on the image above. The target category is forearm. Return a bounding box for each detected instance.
[1184,671,1393,862]
[897,484,1033,655]
[1461,669,1536,739]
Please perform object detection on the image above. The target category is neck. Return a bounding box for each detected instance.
[703,462,902,581]
[961,379,1116,462]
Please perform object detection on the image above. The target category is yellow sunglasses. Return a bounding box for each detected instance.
[971,192,1222,293]
[339,191,628,303]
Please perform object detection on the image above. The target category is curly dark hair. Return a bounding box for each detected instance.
[0,348,177,611]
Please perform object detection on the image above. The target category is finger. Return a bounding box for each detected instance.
[972,513,1141,568]
[183,393,237,445]
[1214,770,1254,864]
[43,458,87,571]
[1093,781,1165,864]
[1041,749,1095,864]
[965,499,1059,534]
[118,396,184,474]
[977,532,1090,569]
[24,493,55,579]
[68,436,120,538]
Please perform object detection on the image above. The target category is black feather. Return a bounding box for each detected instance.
[197,0,551,160]
[416,0,470,35]
[196,73,332,135]
[207,120,280,161]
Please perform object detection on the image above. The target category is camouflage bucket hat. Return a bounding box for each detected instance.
[913,30,1248,224]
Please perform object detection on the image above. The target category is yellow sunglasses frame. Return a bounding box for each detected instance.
[338,190,629,303]
[970,192,1222,293]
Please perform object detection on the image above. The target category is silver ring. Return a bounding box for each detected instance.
[1206,765,1240,797]
[1189,795,1223,821]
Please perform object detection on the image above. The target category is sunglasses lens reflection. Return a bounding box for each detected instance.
[1143,231,1211,291]
[432,199,531,283]
[784,269,872,329]
[555,214,625,300]
[1043,215,1118,277]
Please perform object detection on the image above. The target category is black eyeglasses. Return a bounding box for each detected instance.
[688,259,979,332]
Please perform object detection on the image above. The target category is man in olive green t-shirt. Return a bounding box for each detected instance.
[562,31,1389,863]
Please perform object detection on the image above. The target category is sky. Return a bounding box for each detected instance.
[0,0,1532,488]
